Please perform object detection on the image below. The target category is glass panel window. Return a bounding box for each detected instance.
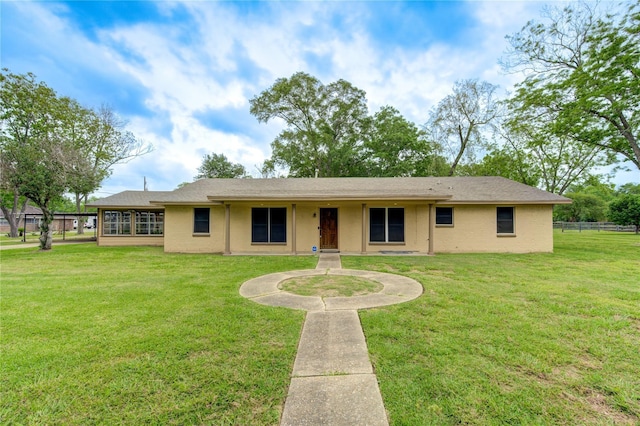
[435,207,453,225]
[252,207,287,243]
[270,208,287,243]
[388,208,405,242]
[194,208,210,234]
[135,211,164,235]
[369,208,386,242]
[102,211,131,235]
[497,207,514,234]
[252,208,269,243]
[370,207,404,243]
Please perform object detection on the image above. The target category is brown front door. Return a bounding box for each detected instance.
[320,208,338,250]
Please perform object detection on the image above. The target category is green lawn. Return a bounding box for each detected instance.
[1,232,639,425]
[0,230,97,246]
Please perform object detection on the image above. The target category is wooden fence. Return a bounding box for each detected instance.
[553,222,638,232]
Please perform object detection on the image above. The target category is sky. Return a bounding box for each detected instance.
[1,0,637,197]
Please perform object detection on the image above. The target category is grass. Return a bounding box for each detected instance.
[0,230,96,246]
[279,275,383,297]
[1,246,315,425]
[1,231,639,424]
[344,231,640,425]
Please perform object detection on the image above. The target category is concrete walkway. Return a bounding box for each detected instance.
[239,253,423,425]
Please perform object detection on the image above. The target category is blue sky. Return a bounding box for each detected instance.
[2,1,637,196]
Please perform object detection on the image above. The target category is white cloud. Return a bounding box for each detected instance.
[5,0,635,196]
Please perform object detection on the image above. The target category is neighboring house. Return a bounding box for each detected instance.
[0,205,75,233]
[87,177,571,254]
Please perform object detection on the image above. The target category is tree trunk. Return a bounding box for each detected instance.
[39,208,54,250]
[0,192,28,238]
[75,193,85,235]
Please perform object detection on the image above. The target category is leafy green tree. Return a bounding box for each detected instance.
[566,176,617,203]
[1,70,142,248]
[0,70,72,249]
[554,192,608,222]
[66,104,151,234]
[250,72,370,177]
[51,196,76,213]
[364,106,435,177]
[425,79,501,176]
[458,146,540,187]
[617,182,640,195]
[195,152,247,179]
[609,194,640,233]
[502,1,640,170]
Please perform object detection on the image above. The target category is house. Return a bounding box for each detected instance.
[0,205,75,234]
[88,177,570,255]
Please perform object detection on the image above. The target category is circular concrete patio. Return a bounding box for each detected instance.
[239,268,423,311]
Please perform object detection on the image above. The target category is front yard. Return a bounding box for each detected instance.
[1,232,638,424]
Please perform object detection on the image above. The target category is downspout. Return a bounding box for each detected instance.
[224,204,231,255]
[292,204,297,255]
[361,203,367,254]
[428,203,435,255]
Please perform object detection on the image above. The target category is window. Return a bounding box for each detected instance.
[497,207,515,234]
[135,211,164,235]
[435,207,453,225]
[252,207,286,243]
[370,207,404,243]
[194,208,210,234]
[103,210,131,235]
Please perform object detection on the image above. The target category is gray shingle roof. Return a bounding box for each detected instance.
[87,191,174,208]
[136,177,569,205]
[88,178,570,206]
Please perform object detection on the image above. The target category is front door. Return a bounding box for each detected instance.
[319,208,338,250]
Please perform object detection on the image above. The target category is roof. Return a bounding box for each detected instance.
[87,178,571,207]
[0,205,43,218]
[87,191,174,208]
[0,205,95,219]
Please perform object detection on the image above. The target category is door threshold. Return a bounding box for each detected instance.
[320,249,340,253]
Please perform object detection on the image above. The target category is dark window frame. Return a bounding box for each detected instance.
[252,207,287,244]
[369,207,405,243]
[497,206,515,234]
[193,208,210,234]
[435,207,454,226]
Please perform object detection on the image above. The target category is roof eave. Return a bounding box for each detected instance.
[442,200,571,205]
[207,195,453,202]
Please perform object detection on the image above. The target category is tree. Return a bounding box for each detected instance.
[617,182,640,195]
[458,146,540,187]
[425,79,501,176]
[195,152,247,179]
[0,70,74,249]
[364,106,436,177]
[0,151,29,237]
[554,192,608,222]
[500,113,613,195]
[250,72,370,177]
[67,104,151,234]
[0,191,28,238]
[609,194,640,233]
[502,1,640,170]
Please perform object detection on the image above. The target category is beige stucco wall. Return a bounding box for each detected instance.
[434,204,554,253]
[98,203,555,254]
[163,205,225,253]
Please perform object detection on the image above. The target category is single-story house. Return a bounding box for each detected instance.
[0,205,75,234]
[88,177,570,255]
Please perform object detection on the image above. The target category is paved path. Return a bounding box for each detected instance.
[239,253,423,425]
